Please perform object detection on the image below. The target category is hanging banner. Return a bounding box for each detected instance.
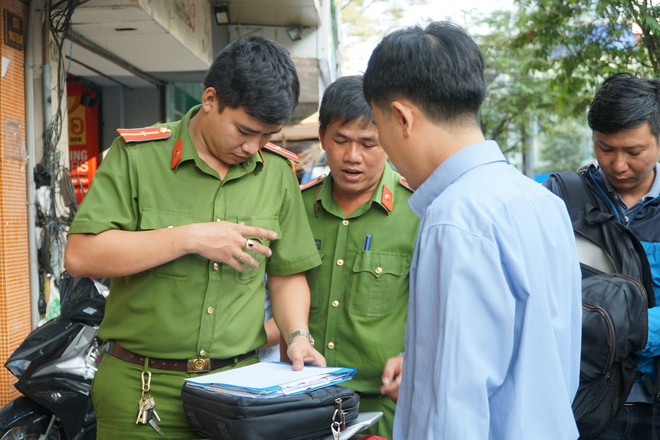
[67,79,100,205]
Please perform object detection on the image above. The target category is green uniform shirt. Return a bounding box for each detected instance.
[302,164,419,394]
[69,105,320,359]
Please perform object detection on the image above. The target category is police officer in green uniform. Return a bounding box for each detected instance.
[301,75,420,438]
[64,37,324,439]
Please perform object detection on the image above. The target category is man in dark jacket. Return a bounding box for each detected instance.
[545,73,660,439]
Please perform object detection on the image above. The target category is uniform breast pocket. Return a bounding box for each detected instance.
[349,251,410,317]
[138,208,202,279]
[234,216,281,284]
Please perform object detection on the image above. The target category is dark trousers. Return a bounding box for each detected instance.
[593,403,660,440]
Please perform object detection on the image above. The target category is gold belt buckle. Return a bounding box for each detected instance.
[187,358,210,373]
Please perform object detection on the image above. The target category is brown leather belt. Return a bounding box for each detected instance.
[106,342,256,373]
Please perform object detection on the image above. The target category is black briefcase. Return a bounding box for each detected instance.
[182,383,360,440]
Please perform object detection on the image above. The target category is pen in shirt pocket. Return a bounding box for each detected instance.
[363,234,372,251]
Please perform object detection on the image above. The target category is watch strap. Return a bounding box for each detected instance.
[287,329,314,347]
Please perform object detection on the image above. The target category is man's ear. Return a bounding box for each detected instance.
[390,101,415,139]
[201,87,217,112]
[318,128,327,151]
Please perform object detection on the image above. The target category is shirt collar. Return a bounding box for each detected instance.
[409,140,505,218]
[648,164,660,198]
[315,164,399,218]
[595,163,660,201]
[171,104,262,177]
[171,105,200,169]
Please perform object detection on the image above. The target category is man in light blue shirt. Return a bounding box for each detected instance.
[363,21,583,439]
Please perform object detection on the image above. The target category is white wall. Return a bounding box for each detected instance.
[100,85,160,150]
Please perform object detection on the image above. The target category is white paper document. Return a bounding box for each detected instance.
[184,362,356,398]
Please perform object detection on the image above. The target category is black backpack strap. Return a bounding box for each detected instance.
[552,171,594,222]
[554,171,656,296]
[552,171,618,274]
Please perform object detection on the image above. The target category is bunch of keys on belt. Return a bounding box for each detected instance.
[136,370,164,437]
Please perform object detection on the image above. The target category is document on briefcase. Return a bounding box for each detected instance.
[184,362,357,398]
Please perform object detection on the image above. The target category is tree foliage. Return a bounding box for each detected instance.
[513,0,660,117]
[339,0,429,74]
[475,9,592,172]
[476,10,554,154]
[537,119,592,173]
[476,1,658,172]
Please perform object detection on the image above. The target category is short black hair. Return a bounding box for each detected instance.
[363,21,486,124]
[319,75,373,132]
[588,73,660,139]
[204,36,300,125]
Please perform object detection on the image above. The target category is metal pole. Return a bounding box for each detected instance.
[25,0,40,329]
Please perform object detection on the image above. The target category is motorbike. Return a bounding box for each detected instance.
[0,275,108,440]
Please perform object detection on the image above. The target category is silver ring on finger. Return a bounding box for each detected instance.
[246,239,255,249]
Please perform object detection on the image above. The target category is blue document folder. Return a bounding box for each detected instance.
[184,362,356,398]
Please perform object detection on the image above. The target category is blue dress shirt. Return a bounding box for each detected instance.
[393,141,582,440]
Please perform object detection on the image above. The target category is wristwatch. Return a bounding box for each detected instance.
[287,329,315,347]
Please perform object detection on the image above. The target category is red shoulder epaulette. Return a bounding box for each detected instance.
[398,176,413,191]
[117,126,172,143]
[381,185,394,212]
[300,174,326,191]
[261,142,300,164]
